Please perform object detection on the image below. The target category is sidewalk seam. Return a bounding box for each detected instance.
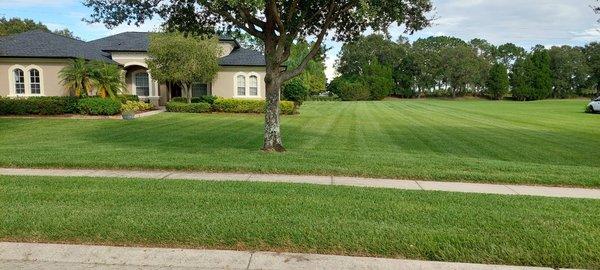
[246,252,254,270]
[504,185,520,195]
[414,180,425,190]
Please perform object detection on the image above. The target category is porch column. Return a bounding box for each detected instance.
[146,70,160,107]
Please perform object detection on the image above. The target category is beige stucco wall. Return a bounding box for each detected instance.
[0,58,70,97]
[212,66,267,99]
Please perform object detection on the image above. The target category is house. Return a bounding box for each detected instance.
[0,30,267,106]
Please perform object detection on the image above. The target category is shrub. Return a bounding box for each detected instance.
[212,98,295,115]
[166,101,212,113]
[117,95,140,104]
[172,95,217,104]
[77,97,122,115]
[282,79,309,105]
[328,77,371,101]
[122,101,153,112]
[171,97,187,103]
[0,96,79,115]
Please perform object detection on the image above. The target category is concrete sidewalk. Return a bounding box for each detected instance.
[1,167,599,199]
[0,242,557,270]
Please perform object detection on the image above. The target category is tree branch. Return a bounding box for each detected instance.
[280,1,339,81]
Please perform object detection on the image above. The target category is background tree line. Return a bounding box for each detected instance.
[329,34,600,101]
[0,17,79,40]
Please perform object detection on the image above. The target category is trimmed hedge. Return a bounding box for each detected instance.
[166,98,295,115]
[77,98,122,115]
[166,101,212,113]
[213,98,295,115]
[0,96,79,115]
[172,95,218,104]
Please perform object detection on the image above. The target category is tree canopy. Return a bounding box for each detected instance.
[147,32,221,103]
[333,34,599,101]
[0,17,80,39]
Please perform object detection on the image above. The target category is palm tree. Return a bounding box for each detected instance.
[89,61,126,98]
[59,58,93,97]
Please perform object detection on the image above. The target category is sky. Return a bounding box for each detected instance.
[1,0,599,80]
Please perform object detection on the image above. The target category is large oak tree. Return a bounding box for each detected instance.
[83,0,433,151]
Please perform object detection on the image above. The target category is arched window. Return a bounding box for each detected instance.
[29,69,41,94]
[249,75,258,96]
[237,75,246,96]
[134,71,150,97]
[13,69,25,94]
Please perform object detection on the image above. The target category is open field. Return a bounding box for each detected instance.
[0,99,598,187]
[1,175,599,268]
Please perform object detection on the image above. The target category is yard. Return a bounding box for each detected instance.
[0,99,598,187]
[1,175,599,269]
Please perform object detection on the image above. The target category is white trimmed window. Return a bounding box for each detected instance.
[236,75,246,96]
[29,69,41,94]
[134,71,150,97]
[234,73,260,97]
[249,75,258,96]
[13,68,25,94]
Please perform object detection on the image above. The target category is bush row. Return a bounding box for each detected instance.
[166,98,295,115]
[166,102,212,113]
[0,95,143,116]
[0,96,79,115]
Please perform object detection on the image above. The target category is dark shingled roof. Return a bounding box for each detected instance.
[0,30,265,67]
[0,30,115,63]
[88,32,153,52]
[219,48,266,66]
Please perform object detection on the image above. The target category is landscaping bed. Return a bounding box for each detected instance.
[1,175,598,269]
[0,95,154,117]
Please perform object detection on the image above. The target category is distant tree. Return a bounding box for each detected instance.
[146,32,221,104]
[485,63,509,100]
[497,43,526,69]
[0,17,80,39]
[0,17,48,36]
[219,28,264,52]
[52,28,80,40]
[362,62,395,100]
[441,44,480,98]
[337,34,401,76]
[510,57,535,101]
[510,48,552,101]
[530,46,553,99]
[285,41,327,95]
[83,0,433,152]
[585,42,600,96]
[548,46,590,98]
[469,38,497,62]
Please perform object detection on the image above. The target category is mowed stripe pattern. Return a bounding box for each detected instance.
[0,99,598,187]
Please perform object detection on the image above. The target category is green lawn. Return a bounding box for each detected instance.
[1,175,599,268]
[0,99,598,187]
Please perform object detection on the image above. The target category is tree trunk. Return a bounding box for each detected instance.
[262,76,285,152]
[182,84,191,104]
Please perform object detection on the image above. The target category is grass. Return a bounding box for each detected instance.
[0,99,599,187]
[1,175,599,268]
